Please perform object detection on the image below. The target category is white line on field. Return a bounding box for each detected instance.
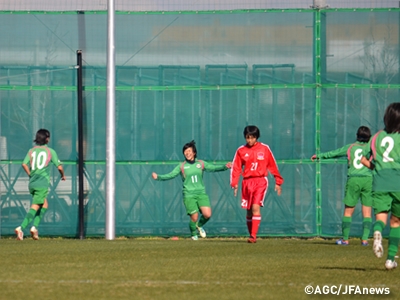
[0,279,267,286]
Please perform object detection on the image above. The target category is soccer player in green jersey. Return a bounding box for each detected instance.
[361,103,400,270]
[15,129,65,240]
[152,140,231,240]
[311,126,372,246]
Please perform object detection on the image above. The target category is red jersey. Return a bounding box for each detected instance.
[230,142,283,187]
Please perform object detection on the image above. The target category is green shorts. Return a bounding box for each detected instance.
[373,191,400,217]
[29,188,49,205]
[183,193,211,215]
[343,176,372,207]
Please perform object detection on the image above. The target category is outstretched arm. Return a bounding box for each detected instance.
[203,161,231,172]
[152,165,181,181]
[312,145,350,161]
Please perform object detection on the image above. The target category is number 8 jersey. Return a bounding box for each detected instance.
[364,130,400,192]
[316,142,371,177]
[23,145,62,189]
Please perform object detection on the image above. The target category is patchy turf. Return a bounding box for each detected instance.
[0,237,398,299]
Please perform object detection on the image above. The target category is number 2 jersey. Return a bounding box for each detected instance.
[156,159,228,196]
[230,142,283,188]
[22,145,62,189]
[317,142,372,177]
[362,130,400,192]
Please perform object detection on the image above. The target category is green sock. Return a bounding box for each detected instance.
[20,208,37,230]
[342,216,352,240]
[33,207,47,228]
[197,215,210,228]
[373,220,385,233]
[362,217,372,241]
[189,220,197,236]
[387,227,400,261]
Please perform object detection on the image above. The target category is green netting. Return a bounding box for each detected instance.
[1,8,400,237]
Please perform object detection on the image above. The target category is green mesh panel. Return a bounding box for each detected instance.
[1,9,400,237]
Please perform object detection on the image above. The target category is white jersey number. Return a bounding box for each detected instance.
[31,151,47,170]
[353,148,364,169]
[191,175,198,183]
[251,162,258,171]
[381,136,395,163]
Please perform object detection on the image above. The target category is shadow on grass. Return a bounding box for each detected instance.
[318,266,387,272]
[318,266,368,271]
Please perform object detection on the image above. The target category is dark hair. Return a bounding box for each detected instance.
[356,126,371,143]
[34,129,50,145]
[182,140,197,158]
[384,103,400,134]
[243,125,260,139]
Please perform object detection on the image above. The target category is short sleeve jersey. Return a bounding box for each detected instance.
[362,130,400,192]
[156,159,228,196]
[318,142,372,177]
[22,145,62,189]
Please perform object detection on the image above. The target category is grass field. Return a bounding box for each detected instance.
[0,236,398,300]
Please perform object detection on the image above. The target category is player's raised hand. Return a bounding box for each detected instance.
[311,154,317,161]
[226,162,232,169]
[152,172,158,180]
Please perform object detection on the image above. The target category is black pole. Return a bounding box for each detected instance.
[77,50,85,239]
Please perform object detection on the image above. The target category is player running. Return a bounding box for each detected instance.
[15,129,65,240]
[361,103,400,270]
[152,140,231,240]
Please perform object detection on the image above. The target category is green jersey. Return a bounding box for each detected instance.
[156,159,228,196]
[317,142,372,177]
[22,145,62,189]
[363,130,400,192]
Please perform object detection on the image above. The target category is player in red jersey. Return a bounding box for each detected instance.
[230,125,284,243]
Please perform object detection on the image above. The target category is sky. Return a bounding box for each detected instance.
[0,0,399,11]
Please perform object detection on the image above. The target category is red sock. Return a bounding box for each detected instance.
[246,217,252,235]
[251,215,261,238]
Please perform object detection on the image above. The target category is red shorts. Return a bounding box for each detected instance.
[241,177,268,210]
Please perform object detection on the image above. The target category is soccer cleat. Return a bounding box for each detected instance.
[361,240,369,246]
[196,225,206,238]
[335,239,349,245]
[30,226,39,240]
[373,231,384,258]
[15,227,24,241]
[191,235,198,241]
[247,236,257,243]
[385,259,397,270]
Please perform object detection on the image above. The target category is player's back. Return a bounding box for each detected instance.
[371,131,400,191]
[347,143,372,177]
[25,145,53,188]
